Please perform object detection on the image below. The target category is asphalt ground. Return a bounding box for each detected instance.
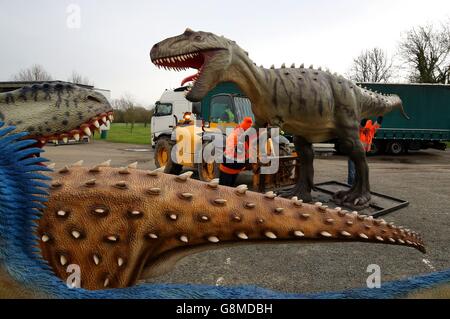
[44,140,450,294]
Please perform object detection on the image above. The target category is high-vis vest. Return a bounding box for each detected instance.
[360,120,380,152]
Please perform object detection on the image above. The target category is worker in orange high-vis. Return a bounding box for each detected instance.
[348,116,383,185]
[219,117,254,186]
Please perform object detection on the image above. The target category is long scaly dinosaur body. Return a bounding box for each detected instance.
[150,29,410,209]
[37,164,424,290]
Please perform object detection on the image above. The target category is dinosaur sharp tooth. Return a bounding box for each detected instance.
[60,255,68,266]
[265,231,277,239]
[301,213,310,219]
[389,238,396,243]
[320,231,333,238]
[176,171,194,182]
[103,278,109,287]
[376,236,384,242]
[83,127,92,137]
[128,162,138,169]
[117,258,124,267]
[341,231,352,237]
[294,230,305,237]
[73,133,80,141]
[359,233,369,239]
[92,254,100,265]
[314,202,323,207]
[325,218,334,224]
[398,239,405,244]
[208,236,220,243]
[180,235,189,243]
[93,120,100,128]
[346,220,354,226]
[62,137,68,144]
[237,232,248,240]
[41,235,50,242]
[130,210,142,216]
[169,214,178,220]
[148,233,158,239]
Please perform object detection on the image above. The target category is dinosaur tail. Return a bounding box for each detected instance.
[362,92,410,120]
[38,165,425,290]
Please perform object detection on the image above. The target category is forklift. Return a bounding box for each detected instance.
[154,82,298,191]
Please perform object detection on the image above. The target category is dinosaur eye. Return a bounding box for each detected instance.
[194,35,203,42]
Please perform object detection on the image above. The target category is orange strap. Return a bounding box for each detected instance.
[219,164,243,175]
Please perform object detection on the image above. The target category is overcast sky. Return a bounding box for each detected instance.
[0,0,449,106]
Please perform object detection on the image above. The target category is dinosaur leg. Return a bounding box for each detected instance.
[279,136,314,202]
[333,133,371,209]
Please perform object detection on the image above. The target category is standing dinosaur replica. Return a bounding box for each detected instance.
[150,28,410,209]
[0,82,439,298]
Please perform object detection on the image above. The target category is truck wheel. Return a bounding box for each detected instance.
[197,161,219,182]
[197,142,220,182]
[155,137,171,168]
[388,141,404,155]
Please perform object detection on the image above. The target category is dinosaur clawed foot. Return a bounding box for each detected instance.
[278,186,313,203]
[333,190,371,210]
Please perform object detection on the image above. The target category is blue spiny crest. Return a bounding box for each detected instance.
[0,122,448,299]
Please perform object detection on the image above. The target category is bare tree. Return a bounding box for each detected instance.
[399,22,450,83]
[12,64,53,81]
[112,95,137,132]
[348,48,394,83]
[68,71,93,86]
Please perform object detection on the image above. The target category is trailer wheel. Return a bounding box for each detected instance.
[388,141,405,155]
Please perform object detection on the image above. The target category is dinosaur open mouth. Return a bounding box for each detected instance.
[31,112,114,148]
[152,49,221,90]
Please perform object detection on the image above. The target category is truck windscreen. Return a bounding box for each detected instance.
[154,103,172,117]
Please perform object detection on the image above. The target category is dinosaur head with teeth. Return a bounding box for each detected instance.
[150,28,241,102]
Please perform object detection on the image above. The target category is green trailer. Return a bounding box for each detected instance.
[358,83,450,154]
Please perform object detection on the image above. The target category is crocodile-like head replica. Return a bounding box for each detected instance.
[0,82,114,145]
[150,29,410,210]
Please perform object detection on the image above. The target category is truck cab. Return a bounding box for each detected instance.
[151,87,193,147]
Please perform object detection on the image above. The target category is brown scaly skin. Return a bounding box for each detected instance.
[0,82,114,145]
[150,29,410,210]
[37,164,425,291]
